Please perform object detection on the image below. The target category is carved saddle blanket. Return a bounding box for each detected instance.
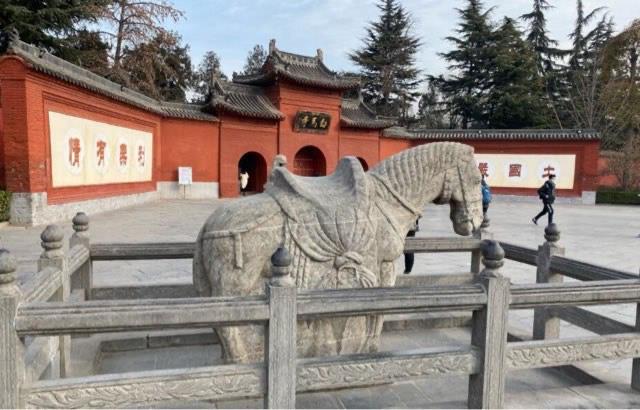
[265,157,379,290]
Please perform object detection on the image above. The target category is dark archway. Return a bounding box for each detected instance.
[357,157,369,171]
[238,151,267,194]
[293,146,326,177]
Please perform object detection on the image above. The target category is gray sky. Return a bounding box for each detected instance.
[168,0,639,90]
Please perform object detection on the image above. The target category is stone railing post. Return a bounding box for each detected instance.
[70,212,92,300]
[468,240,509,409]
[471,215,492,274]
[0,249,25,408]
[265,247,296,409]
[39,225,71,378]
[532,224,564,340]
[632,267,640,391]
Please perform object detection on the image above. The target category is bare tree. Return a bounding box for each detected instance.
[99,0,184,71]
[606,135,640,190]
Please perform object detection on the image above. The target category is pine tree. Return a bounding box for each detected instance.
[486,18,550,128]
[349,0,422,122]
[0,0,107,55]
[415,81,448,128]
[434,0,495,128]
[122,31,193,102]
[241,44,267,75]
[521,0,565,127]
[192,51,227,102]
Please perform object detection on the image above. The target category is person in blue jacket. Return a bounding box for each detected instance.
[481,173,492,217]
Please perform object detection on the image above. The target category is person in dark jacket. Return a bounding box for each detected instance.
[404,218,420,274]
[533,174,556,225]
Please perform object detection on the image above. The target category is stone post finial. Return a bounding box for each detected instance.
[316,48,324,61]
[269,39,277,54]
[40,224,64,259]
[0,249,17,285]
[480,239,504,277]
[270,247,293,286]
[72,212,89,233]
[544,223,560,244]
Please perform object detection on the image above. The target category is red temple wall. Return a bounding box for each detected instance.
[339,128,380,170]
[0,56,163,203]
[218,114,278,198]
[379,138,414,160]
[276,82,341,174]
[411,138,600,197]
[159,118,219,183]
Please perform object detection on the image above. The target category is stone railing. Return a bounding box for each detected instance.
[1,213,639,409]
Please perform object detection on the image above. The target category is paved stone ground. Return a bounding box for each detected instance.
[1,198,639,408]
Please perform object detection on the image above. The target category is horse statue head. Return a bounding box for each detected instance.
[370,141,483,238]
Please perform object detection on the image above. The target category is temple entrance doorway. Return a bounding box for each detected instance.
[238,152,267,194]
[293,146,326,177]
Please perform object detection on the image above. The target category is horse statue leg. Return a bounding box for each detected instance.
[193,196,284,363]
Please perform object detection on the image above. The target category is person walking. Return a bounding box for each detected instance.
[404,218,420,274]
[533,174,556,225]
[481,174,492,218]
[239,169,249,196]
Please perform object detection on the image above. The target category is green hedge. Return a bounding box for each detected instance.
[596,189,640,205]
[0,190,10,222]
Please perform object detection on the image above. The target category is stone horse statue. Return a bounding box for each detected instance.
[193,142,483,363]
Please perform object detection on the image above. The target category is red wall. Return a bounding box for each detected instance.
[0,104,4,189]
[412,138,600,197]
[218,114,278,197]
[276,82,342,174]
[339,128,380,170]
[380,137,414,161]
[0,56,162,203]
[160,118,219,182]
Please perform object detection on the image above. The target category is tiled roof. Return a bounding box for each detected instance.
[406,129,601,141]
[233,40,360,91]
[207,80,284,120]
[341,98,396,129]
[382,126,413,138]
[0,31,217,122]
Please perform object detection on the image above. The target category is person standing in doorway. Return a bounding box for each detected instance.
[239,169,249,196]
[404,218,420,274]
[481,173,492,218]
[533,174,556,225]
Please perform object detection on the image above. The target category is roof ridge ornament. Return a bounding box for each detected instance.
[269,38,277,54]
[316,48,323,61]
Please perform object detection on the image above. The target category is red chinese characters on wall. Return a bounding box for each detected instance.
[542,164,555,178]
[138,145,145,167]
[508,163,522,178]
[96,140,107,166]
[68,138,81,168]
[478,162,489,176]
[119,144,128,166]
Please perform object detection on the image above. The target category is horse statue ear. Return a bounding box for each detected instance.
[273,154,287,169]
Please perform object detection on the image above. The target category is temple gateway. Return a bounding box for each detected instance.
[0,34,601,225]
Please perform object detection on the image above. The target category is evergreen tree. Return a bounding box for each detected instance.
[60,29,110,75]
[486,18,549,128]
[241,44,267,75]
[434,0,495,128]
[192,51,227,102]
[0,0,106,55]
[520,0,560,74]
[415,81,448,128]
[122,31,193,102]
[349,0,422,123]
[568,0,606,69]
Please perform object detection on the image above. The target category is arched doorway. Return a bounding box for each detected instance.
[238,152,267,194]
[357,157,369,171]
[293,146,326,177]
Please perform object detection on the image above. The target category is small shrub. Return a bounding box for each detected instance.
[0,190,10,222]
[596,189,640,205]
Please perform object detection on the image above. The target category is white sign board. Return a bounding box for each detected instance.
[178,167,192,185]
[474,154,576,189]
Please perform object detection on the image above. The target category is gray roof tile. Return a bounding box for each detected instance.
[406,129,601,141]
[341,98,396,129]
[0,32,217,122]
[208,80,284,120]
